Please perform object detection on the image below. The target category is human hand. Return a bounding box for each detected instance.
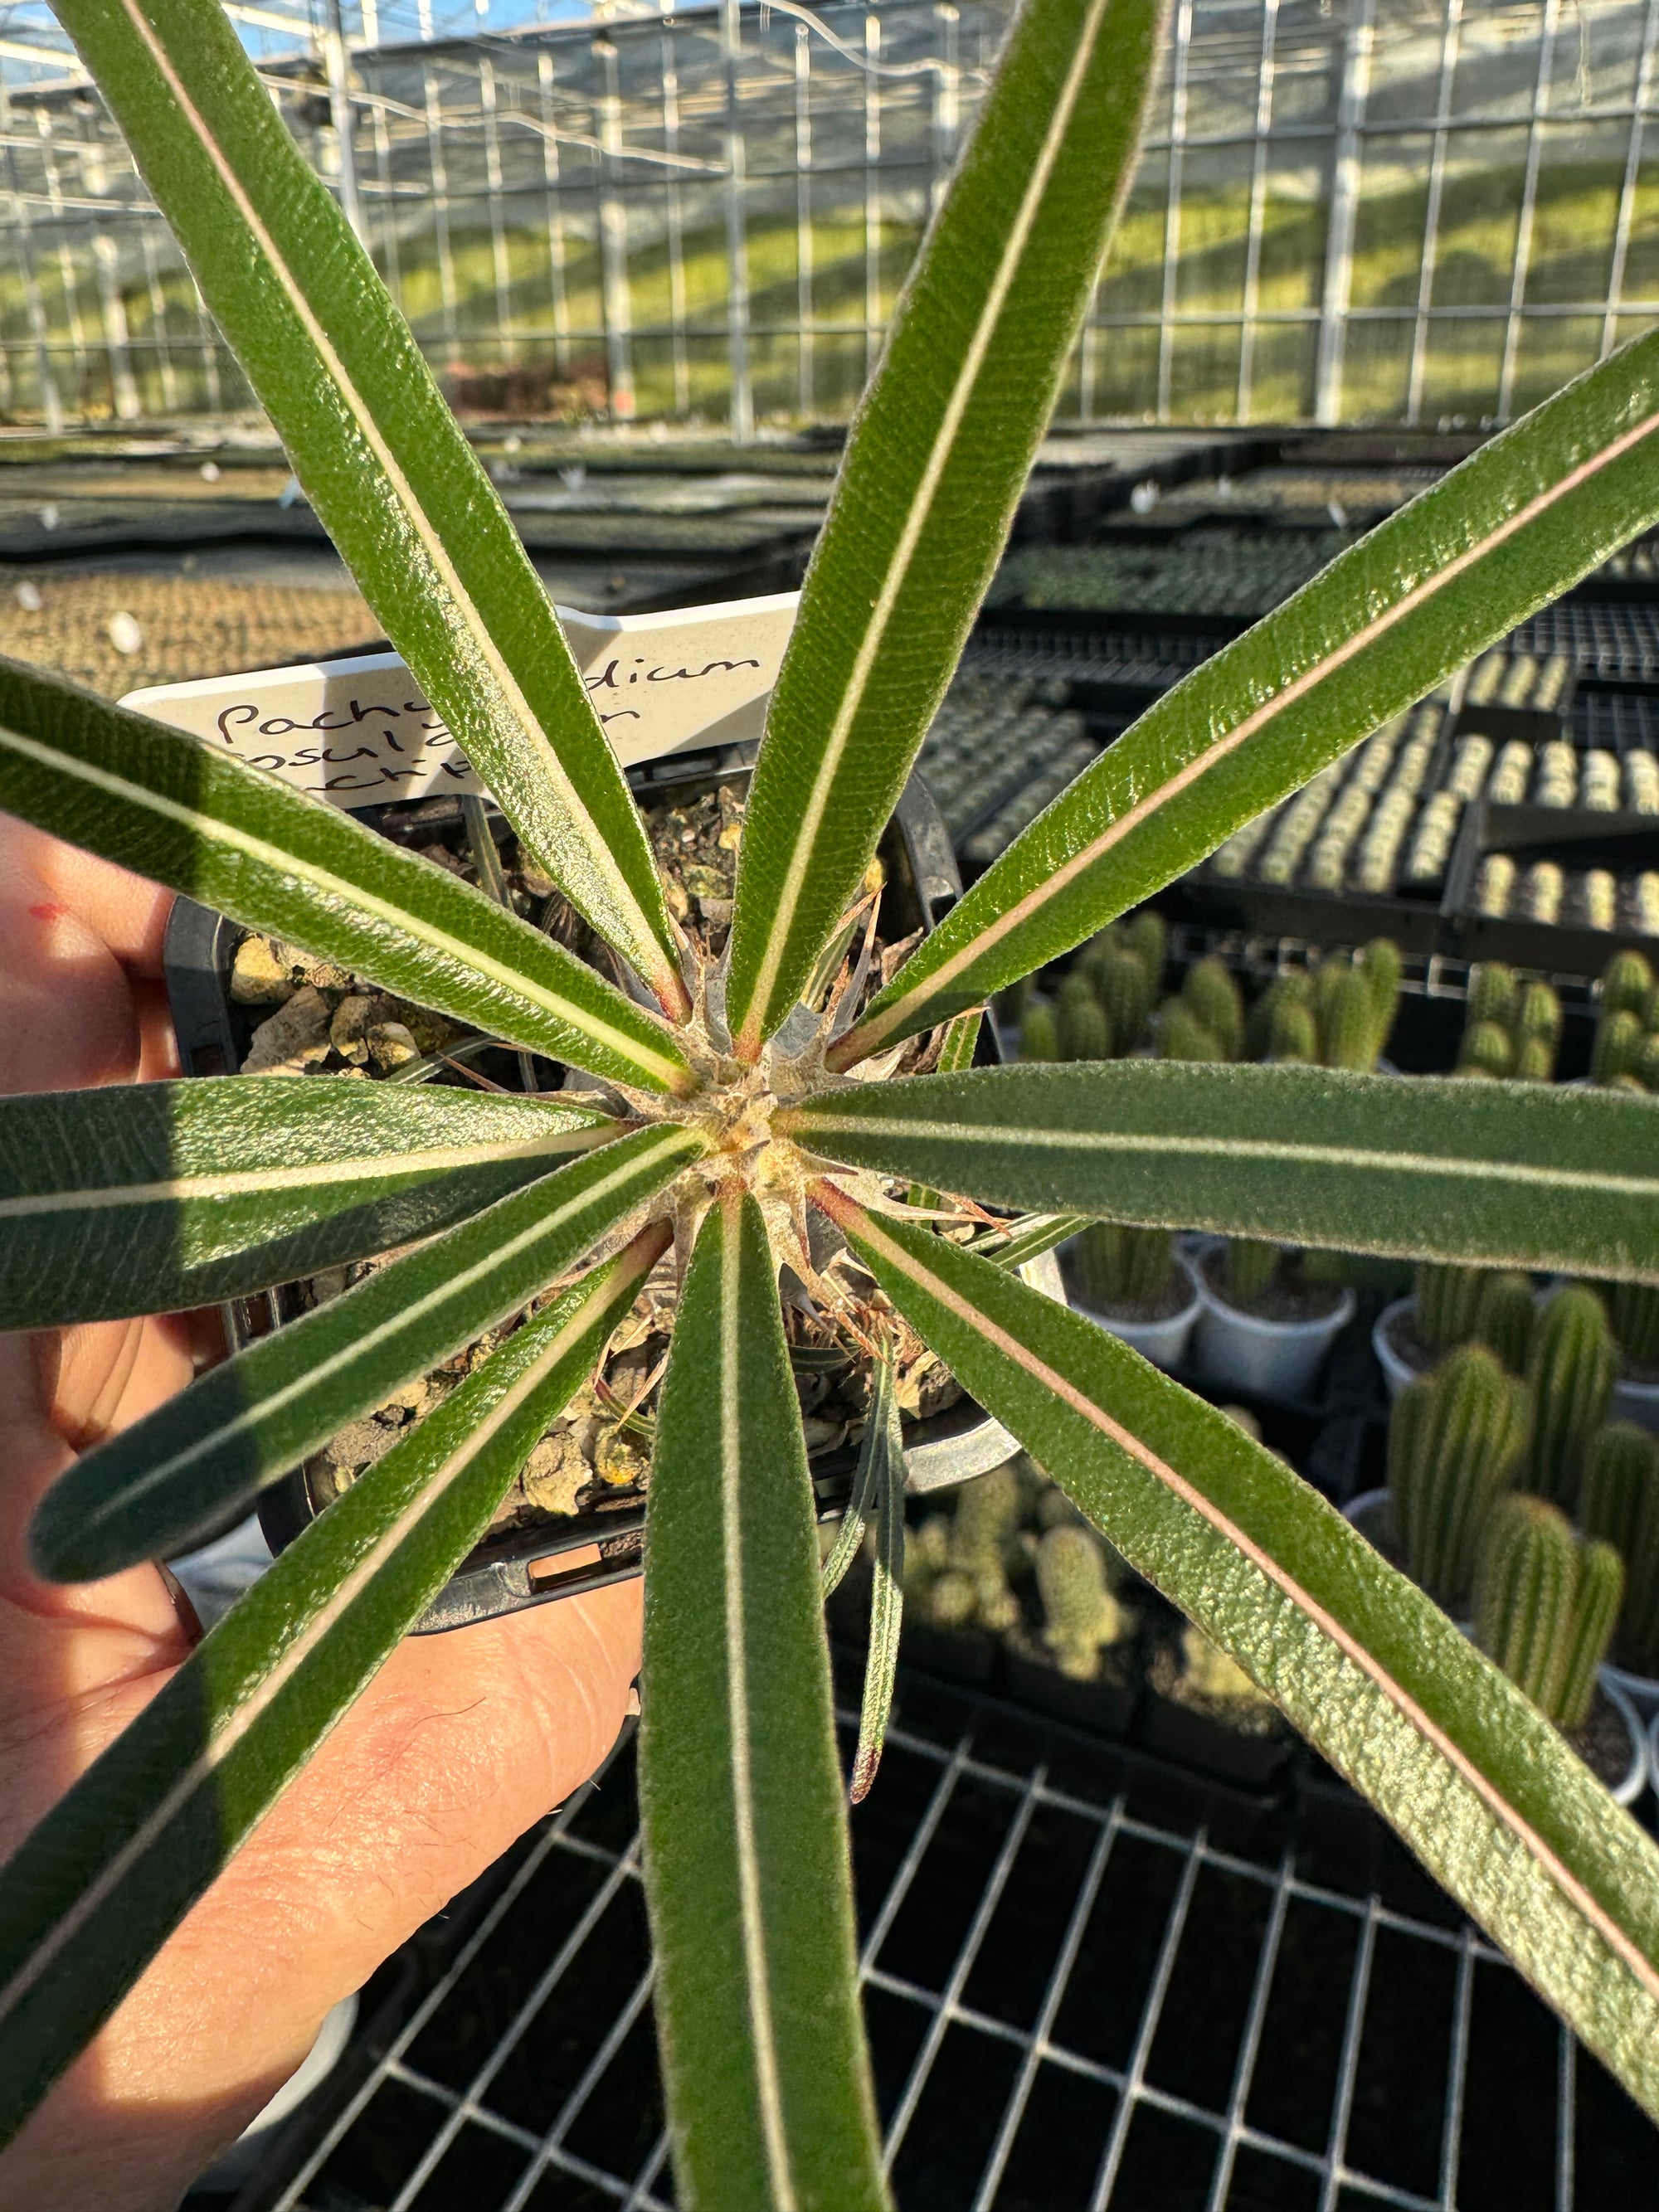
[0,819,643,2212]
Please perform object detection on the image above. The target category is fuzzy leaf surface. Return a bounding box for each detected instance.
[0,1234,663,2153]
[724,0,1163,1050]
[0,1079,616,1327]
[785,1062,1659,1281]
[820,1189,1659,2123]
[0,661,689,1091]
[31,1122,703,1580]
[640,1193,889,2212]
[53,0,681,1000]
[839,330,1659,1061]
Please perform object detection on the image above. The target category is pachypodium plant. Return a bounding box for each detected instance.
[10,0,1659,2185]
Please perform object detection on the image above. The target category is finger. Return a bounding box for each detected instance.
[0,819,173,977]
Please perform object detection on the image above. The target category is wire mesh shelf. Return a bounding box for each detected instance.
[237,1666,1655,2212]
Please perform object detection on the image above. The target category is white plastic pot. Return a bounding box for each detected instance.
[1602,1673,1649,1808]
[1604,1658,1659,1722]
[1372,1296,1421,1402]
[1194,1275,1355,1403]
[1070,1252,1201,1373]
[1342,1487,1393,1547]
[1613,1372,1659,1436]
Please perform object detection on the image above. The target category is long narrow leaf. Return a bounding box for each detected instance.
[836,329,1659,1062]
[0,1227,666,2154]
[0,659,690,1093]
[0,1079,616,1327]
[850,1357,905,1806]
[31,1122,703,1581]
[640,1191,890,2212]
[817,1188,1659,2122]
[56,0,684,1005]
[724,0,1164,1051]
[784,1061,1659,1281]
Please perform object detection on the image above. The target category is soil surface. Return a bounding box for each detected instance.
[1379,1301,1437,1378]
[1199,1245,1345,1325]
[1564,1685,1638,1792]
[1063,1254,1191,1324]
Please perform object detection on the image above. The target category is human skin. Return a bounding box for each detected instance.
[0,818,644,2212]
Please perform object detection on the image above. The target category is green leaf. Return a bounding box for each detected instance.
[0,659,691,1093]
[0,1228,665,2156]
[0,1078,617,1328]
[837,329,1659,1062]
[724,0,1163,1052]
[907,1009,982,1210]
[967,1210,1092,1271]
[849,1354,905,1807]
[54,0,684,1005]
[786,1061,1659,1282]
[819,1188,1659,2123]
[640,1191,890,2212]
[31,1121,703,1582]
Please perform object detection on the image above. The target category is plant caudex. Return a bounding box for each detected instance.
[13,0,1659,2184]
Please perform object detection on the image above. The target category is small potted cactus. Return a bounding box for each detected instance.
[1525,1284,1618,1509]
[1374,1257,1538,1399]
[1590,948,1657,1089]
[1003,1517,1141,1735]
[1142,1618,1296,1790]
[1578,1420,1659,1715]
[900,1461,1025,1686]
[1192,1235,1356,1403]
[1473,1495,1647,1805]
[1359,1343,1530,1607]
[1063,1220,1201,1371]
[1455,964,1564,1084]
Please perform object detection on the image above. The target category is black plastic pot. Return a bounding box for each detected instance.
[1138,1645,1297,1792]
[164,744,1034,1633]
[1003,1633,1138,1738]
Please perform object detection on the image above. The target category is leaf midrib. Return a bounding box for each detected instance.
[834,1192,1659,2005]
[0,1121,617,1221]
[0,720,685,1087]
[109,0,662,973]
[840,399,1659,1061]
[0,1249,647,2030]
[736,0,1112,1044]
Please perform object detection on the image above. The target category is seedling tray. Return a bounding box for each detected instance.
[1441,800,1659,974]
[217,1678,1658,2212]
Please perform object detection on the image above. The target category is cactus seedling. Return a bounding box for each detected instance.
[1121,909,1167,988]
[1474,1271,1535,1375]
[1096,942,1157,1055]
[1473,1495,1623,1731]
[1321,967,1380,1071]
[1179,1621,1272,1707]
[1579,1423,1659,1592]
[1459,1020,1515,1079]
[1360,936,1403,1053]
[948,1462,1024,1631]
[1224,1237,1281,1313]
[1268,999,1319,1063]
[1414,1262,1488,1354]
[1388,1344,1530,1605]
[1517,979,1563,1048]
[1244,970,1311,1060]
[1036,1524,1131,1680]
[1514,1037,1555,1083]
[1609,1279,1659,1370]
[1593,1008,1645,1086]
[1057,990,1110,1062]
[1602,946,1656,1018]
[1071,1222,1179,1315]
[1468,960,1522,1031]
[1182,956,1244,1060]
[1525,1286,1617,1508]
[1157,1000,1222,1061]
[1019,998,1058,1061]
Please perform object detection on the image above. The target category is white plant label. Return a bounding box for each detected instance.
[122,590,800,807]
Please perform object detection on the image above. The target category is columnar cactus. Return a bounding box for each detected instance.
[1122,909,1167,988]
[1388,1344,1530,1605]
[1019,998,1058,1061]
[1468,960,1522,1031]
[1515,1038,1556,1083]
[1603,947,1655,1018]
[1183,956,1244,1060]
[1360,936,1403,1054]
[1322,967,1380,1072]
[1579,1423,1659,1588]
[1244,970,1311,1060]
[1473,1495,1623,1731]
[1071,1222,1178,1314]
[1096,941,1156,1055]
[1525,1286,1618,1507]
[1224,1237,1281,1312]
[1057,989,1110,1062]
[1415,1262,1488,1354]
[1518,979,1563,1049]
[1460,1020,1516,1079]
[1035,1524,1130,1680]
[1269,999,1319,1063]
[1158,1000,1221,1061]
[1593,1008,1645,1086]
[1609,1279,1659,1369]
[1474,1271,1535,1376]
[949,1462,1024,1631]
